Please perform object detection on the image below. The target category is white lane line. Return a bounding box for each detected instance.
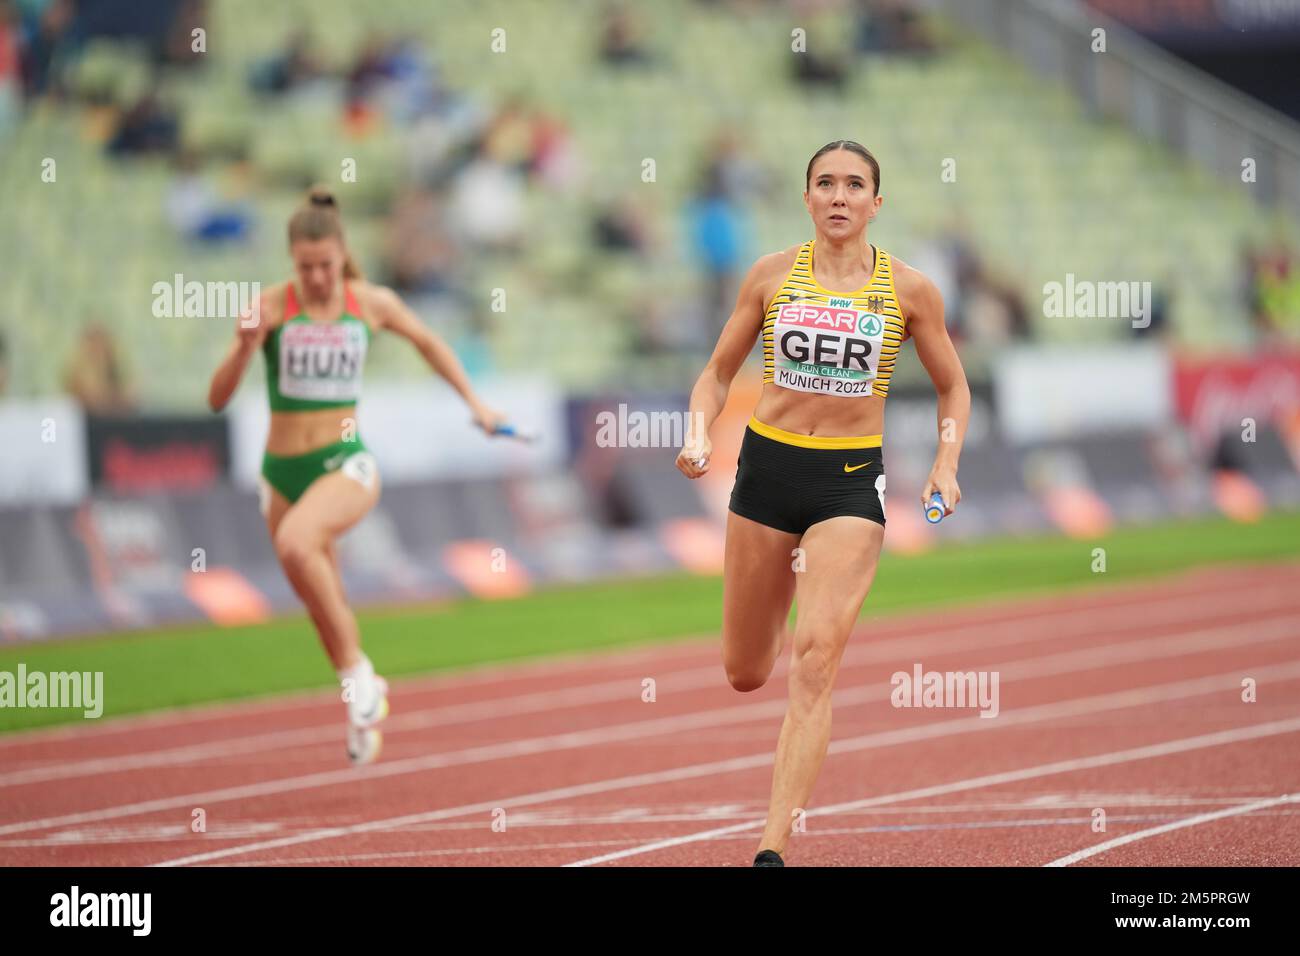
[0,629,725,746]
[207,839,666,864]
[217,813,1269,867]
[563,715,1300,866]
[17,808,1297,857]
[2,565,1283,754]
[6,610,1297,839]
[3,611,1294,839]
[14,796,1289,851]
[0,662,725,787]
[150,662,1300,867]
[1042,794,1300,867]
[5,580,1294,787]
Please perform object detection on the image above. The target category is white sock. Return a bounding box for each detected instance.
[338,655,376,720]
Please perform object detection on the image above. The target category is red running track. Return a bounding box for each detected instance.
[1,563,1298,867]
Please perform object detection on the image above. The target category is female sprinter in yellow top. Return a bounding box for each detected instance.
[208,186,507,765]
[676,141,971,866]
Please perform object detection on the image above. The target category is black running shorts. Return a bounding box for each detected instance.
[727,416,886,535]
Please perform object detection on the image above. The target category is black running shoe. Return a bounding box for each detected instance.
[753,849,784,867]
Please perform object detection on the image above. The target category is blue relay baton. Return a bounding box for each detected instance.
[486,421,537,443]
[924,491,947,524]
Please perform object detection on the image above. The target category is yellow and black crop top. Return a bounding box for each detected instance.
[761,240,906,399]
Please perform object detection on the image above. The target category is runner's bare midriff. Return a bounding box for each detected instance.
[266,406,358,456]
[752,384,886,438]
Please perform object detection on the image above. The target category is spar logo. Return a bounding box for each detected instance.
[778,302,858,332]
[777,304,885,338]
[775,303,885,375]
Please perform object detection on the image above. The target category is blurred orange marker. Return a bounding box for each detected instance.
[660,517,725,574]
[1043,486,1112,539]
[184,567,271,626]
[443,540,531,598]
[1212,470,1266,523]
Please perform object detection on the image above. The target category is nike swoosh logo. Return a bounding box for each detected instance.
[843,462,870,473]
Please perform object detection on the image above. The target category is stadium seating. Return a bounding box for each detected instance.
[0,0,1291,407]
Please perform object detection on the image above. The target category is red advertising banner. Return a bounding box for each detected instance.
[85,416,230,493]
[1173,352,1300,448]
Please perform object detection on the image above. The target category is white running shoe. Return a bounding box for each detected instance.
[346,676,389,765]
[348,675,390,728]
[346,724,383,765]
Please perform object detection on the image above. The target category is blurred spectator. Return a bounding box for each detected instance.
[912,221,981,341]
[343,32,409,134]
[792,48,847,89]
[678,129,769,341]
[1131,280,1170,340]
[987,270,1030,340]
[165,150,254,244]
[627,299,671,356]
[18,0,73,98]
[249,30,324,96]
[361,35,441,124]
[0,1,19,132]
[106,90,178,156]
[791,8,850,89]
[406,91,491,187]
[447,137,526,253]
[599,4,653,67]
[384,186,460,295]
[704,128,773,203]
[4,0,210,112]
[64,323,136,414]
[162,0,209,67]
[591,195,654,256]
[685,164,747,341]
[1239,239,1260,329]
[482,95,537,175]
[479,96,583,192]
[963,270,1031,343]
[347,32,397,100]
[630,297,702,357]
[1242,236,1300,345]
[911,219,1035,344]
[529,111,581,192]
[855,0,937,55]
[908,233,960,328]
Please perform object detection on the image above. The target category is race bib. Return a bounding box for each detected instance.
[279,322,367,401]
[772,298,884,396]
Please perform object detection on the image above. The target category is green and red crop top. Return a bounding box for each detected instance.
[263,282,371,412]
